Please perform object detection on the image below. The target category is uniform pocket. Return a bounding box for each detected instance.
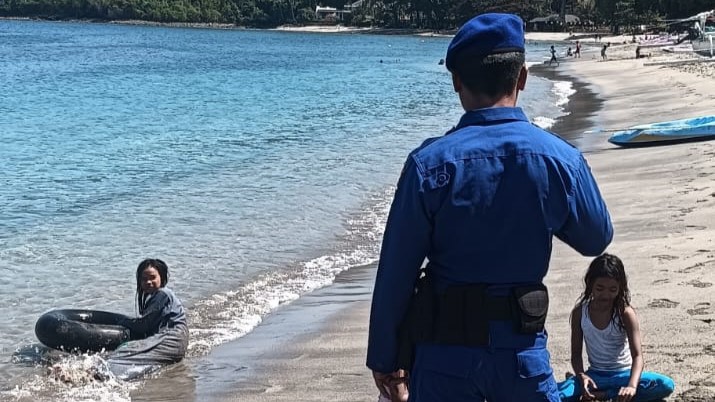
[516,348,554,378]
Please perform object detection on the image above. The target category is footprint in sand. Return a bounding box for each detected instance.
[678,259,715,273]
[687,302,711,316]
[676,387,715,402]
[689,377,715,386]
[653,254,679,262]
[685,225,708,230]
[684,279,713,288]
[648,298,680,308]
[263,385,284,393]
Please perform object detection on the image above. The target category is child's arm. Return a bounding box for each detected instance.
[121,290,170,339]
[620,306,644,399]
[570,305,598,400]
[570,305,585,374]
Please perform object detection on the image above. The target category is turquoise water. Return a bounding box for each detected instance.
[0,20,573,401]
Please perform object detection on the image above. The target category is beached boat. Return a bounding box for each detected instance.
[681,9,715,57]
[608,115,715,146]
[692,31,715,57]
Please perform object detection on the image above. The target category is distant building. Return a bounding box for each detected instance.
[315,0,363,21]
[529,14,581,31]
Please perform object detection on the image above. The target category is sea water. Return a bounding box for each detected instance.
[0,20,575,401]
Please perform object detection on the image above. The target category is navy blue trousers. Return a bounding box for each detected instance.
[408,343,559,402]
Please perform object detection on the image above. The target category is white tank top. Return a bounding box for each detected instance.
[581,302,632,371]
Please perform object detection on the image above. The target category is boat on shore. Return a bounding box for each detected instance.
[682,9,715,57]
[608,115,715,146]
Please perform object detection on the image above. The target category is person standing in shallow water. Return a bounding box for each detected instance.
[549,45,560,66]
[367,12,613,402]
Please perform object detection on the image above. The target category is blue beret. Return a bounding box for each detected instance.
[446,13,525,71]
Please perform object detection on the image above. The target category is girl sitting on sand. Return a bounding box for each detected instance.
[557,253,674,402]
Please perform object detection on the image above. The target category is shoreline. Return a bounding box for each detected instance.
[0,18,622,42]
[0,17,453,35]
[530,63,604,151]
[182,47,715,402]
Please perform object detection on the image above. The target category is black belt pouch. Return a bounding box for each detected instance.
[512,284,549,334]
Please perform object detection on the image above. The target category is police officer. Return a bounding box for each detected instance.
[367,13,613,402]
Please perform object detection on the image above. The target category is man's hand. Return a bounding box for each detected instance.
[372,370,409,402]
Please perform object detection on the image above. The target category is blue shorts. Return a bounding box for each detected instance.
[408,343,559,402]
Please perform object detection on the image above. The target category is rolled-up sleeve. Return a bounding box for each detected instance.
[366,157,432,373]
[556,157,613,256]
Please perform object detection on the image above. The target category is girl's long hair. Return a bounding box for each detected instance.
[135,258,169,315]
[576,253,631,331]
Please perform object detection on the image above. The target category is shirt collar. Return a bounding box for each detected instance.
[452,107,528,133]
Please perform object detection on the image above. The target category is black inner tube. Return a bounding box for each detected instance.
[35,309,131,353]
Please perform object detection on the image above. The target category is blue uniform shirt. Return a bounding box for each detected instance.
[367,107,613,373]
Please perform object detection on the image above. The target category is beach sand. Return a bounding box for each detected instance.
[544,49,715,402]
[132,41,715,401]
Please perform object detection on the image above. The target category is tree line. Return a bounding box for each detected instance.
[0,0,713,30]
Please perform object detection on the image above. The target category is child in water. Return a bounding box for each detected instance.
[107,258,189,380]
[51,258,189,382]
[557,254,674,402]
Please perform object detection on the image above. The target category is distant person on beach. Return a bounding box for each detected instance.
[557,254,675,402]
[549,45,560,66]
[367,12,613,402]
[51,259,189,382]
[567,47,573,57]
[601,44,608,60]
[575,40,581,58]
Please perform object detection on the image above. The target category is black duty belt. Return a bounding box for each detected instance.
[430,284,516,346]
[397,277,549,369]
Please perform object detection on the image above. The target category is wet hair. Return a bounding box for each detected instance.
[577,253,631,331]
[450,51,525,99]
[135,258,169,314]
